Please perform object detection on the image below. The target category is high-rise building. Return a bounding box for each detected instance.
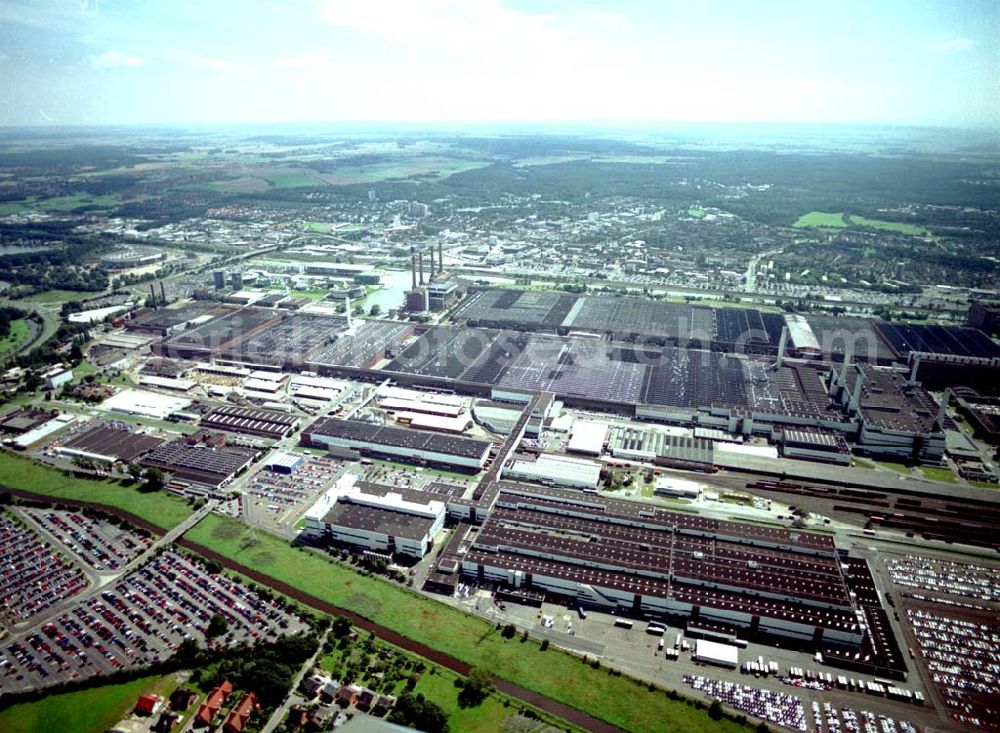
[409,201,429,218]
[231,272,243,290]
[214,271,225,290]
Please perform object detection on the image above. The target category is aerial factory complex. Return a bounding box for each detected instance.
[0,129,998,733]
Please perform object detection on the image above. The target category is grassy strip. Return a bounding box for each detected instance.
[0,452,193,530]
[185,514,746,733]
[0,319,30,359]
[0,674,159,733]
[918,465,958,484]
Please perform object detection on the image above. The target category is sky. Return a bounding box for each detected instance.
[0,0,997,128]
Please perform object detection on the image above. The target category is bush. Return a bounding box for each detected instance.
[501,623,517,639]
[539,639,549,651]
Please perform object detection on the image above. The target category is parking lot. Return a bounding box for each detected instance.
[906,605,999,731]
[22,509,152,573]
[886,555,999,603]
[445,582,935,733]
[0,513,87,627]
[0,549,308,695]
[243,454,341,521]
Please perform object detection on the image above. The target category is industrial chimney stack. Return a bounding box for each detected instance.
[418,251,425,285]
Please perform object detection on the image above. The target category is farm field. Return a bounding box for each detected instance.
[793,211,848,228]
[848,215,929,236]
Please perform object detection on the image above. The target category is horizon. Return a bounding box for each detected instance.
[1,0,997,129]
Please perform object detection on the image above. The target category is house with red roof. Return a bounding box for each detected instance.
[194,680,233,727]
[223,691,260,733]
[135,693,164,716]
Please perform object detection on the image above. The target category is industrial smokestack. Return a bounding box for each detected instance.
[936,390,949,429]
[410,248,417,289]
[418,251,425,285]
[851,368,864,413]
[149,282,156,308]
[908,354,921,387]
[429,248,435,279]
[775,325,788,370]
[159,281,166,303]
[438,241,444,271]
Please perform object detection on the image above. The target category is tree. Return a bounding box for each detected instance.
[458,667,493,707]
[206,613,228,639]
[388,692,449,733]
[708,699,724,721]
[143,467,166,492]
[330,615,353,639]
[369,304,382,317]
[501,623,517,639]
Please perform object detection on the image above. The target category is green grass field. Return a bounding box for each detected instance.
[15,290,92,305]
[919,465,959,483]
[413,666,568,733]
[184,515,746,733]
[0,451,193,529]
[793,211,848,228]
[793,211,928,236]
[0,319,30,358]
[874,460,911,475]
[847,215,929,237]
[687,207,706,218]
[0,201,28,215]
[0,674,159,733]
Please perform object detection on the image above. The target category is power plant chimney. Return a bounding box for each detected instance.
[429,248,436,279]
[850,368,864,414]
[410,247,417,290]
[438,241,444,271]
[149,282,156,308]
[907,354,921,387]
[418,251,425,285]
[159,281,166,303]
[774,325,788,370]
[935,390,949,429]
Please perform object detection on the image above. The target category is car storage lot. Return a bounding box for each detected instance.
[0,549,308,695]
[449,588,937,733]
[22,508,152,572]
[0,512,87,626]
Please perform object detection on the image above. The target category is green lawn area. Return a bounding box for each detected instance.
[299,221,332,233]
[687,207,706,218]
[15,290,92,305]
[0,451,193,529]
[793,211,847,228]
[413,666,570,733]
[34,194,119,212]
[0,319,30,358]
[0,674,159,733]
[847,215,929,237]
[874,460,911,474]
[919,465,959,483]
[184,515,747,733]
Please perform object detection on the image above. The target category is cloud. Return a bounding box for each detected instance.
[0,51,9,63]
[926,36,976,53]
[90,50,147,69]
[198,57,250,74]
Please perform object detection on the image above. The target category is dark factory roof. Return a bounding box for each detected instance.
[306,417,491,460]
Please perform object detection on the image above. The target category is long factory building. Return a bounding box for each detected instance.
[434,483,864,649]
[301,416,492,471]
